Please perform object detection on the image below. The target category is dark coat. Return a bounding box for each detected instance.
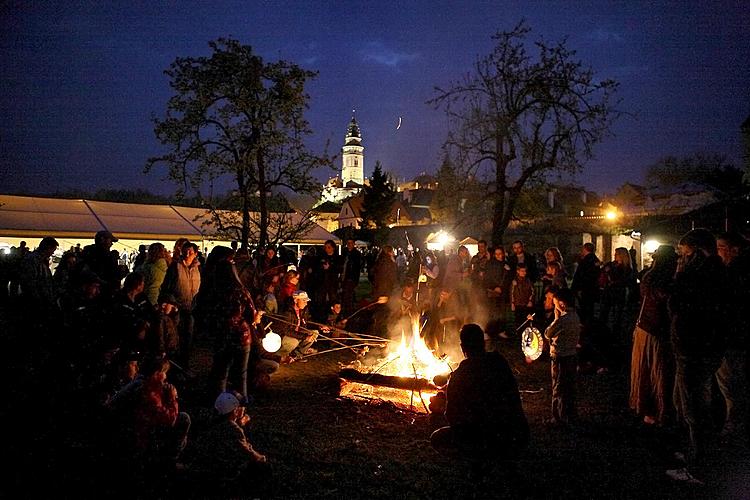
[341,248,362,284]
[372,256,398,298]
[571,252,601,299]
[446,351,529,447]
[669,253,728,359]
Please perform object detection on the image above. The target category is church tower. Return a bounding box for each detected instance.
[341,113,364,186]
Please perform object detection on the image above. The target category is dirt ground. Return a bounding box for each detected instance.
[3,307,749,499]
[184,334,750,499]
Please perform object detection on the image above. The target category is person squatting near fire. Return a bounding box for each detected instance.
[272,290,322,362]
[430,323,529,463]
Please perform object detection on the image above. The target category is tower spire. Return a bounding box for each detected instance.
[342,112,364,186]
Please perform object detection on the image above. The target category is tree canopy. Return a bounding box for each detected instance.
[646,152,747,199]
[146,38,331,249]
[429,21,620,245]
[361,161,396,244]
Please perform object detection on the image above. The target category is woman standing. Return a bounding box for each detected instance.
[629,245,678,426]
[137,243,171,307]
[600,247,635,337]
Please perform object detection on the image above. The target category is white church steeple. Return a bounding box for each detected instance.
[341,111,364,186]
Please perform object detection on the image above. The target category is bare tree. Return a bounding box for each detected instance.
[429,22,620,245]
[146,38,331,249]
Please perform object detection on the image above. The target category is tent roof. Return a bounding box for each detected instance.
[0,195,337,244]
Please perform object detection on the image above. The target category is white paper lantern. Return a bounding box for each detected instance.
[262,332,282,353]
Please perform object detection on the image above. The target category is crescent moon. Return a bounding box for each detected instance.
[396,117,402,130]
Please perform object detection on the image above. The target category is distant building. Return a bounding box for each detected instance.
[312,201,342,233]
[337,194,365,229]
[320,114,367,204]
[397,173,437,192]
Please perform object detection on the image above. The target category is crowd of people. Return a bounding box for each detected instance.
[1,226,748,492]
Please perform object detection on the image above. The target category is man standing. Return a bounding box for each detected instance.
[18,236,59,315]
[313,240,341,320]
[571,242,601,327]
[469,240,491,314]
[667,229,727,485]
[715,232,749,440]
[79,230,122,297]
[508,240,539,283]
[162,241,201,369]
[445,245,471,314]
[340,238,362,316]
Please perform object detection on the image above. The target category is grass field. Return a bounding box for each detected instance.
[4,297,749,499]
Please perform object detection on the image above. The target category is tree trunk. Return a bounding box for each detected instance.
[339,368,439,392]
[238,170,250,250]
[257,149,268,249]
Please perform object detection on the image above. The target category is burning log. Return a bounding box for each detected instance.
[339,368,439,392]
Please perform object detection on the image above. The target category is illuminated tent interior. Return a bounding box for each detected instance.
[0,194,338,257]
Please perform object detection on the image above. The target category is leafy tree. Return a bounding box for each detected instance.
[432,154,461,226]
[646,152,747,199]
[361,161,396,243]
[146,38,331,249]
[429,21,620,245]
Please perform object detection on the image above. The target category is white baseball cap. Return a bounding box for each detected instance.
[214,392,241,415]
[292,290,310,301]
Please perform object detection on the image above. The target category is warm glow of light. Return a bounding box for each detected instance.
[426,230,455,252]
[382,319,452,382]
[262,332,282,352]
[339,319,453,412]
[644,240,661,253]
[521,326,543,360]
[605,210,617,220]
[437,231,452,247]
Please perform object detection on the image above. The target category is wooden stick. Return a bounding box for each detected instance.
[298,343,375,359]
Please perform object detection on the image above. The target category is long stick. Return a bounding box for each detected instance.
[299,343,376,359]
[305,320,392,342]
[344,297,388,323]
[266,313,391,343]
[515,313,536,333]
[265,313,380,353]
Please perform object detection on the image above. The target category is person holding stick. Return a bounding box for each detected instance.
[274,290,321,362]
[544,287,581,427]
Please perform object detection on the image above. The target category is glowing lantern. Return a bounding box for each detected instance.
[521,326,543,361]
[262,332,282,353]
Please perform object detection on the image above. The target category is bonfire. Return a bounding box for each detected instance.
[339,319,454,413]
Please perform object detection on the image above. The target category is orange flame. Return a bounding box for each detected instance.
[382,319,452,381]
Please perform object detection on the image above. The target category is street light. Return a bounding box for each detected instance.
[644,240,661,254]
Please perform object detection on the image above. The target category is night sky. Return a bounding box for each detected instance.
[1,1,749,196]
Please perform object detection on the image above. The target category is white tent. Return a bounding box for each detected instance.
[0,194,339,258]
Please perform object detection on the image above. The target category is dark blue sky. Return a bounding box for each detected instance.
[1,1,748,196]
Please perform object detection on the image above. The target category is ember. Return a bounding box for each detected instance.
[339,320,453,412]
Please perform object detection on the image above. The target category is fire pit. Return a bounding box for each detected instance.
[339,320,454,413]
